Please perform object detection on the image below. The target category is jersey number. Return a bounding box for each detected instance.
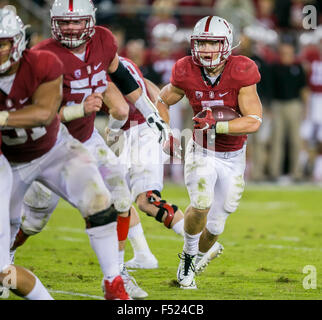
[2,127,47,146]
[68,70,108,106]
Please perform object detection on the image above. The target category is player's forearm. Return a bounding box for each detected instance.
[103,82,129,121]
[156,84,184,124]
[2,104,57,128]
[156,99,170,124]
[221,116,262,135]
[59,104,84,122]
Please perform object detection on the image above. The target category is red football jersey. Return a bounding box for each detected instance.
[118,56,146,131]
[32,26,118,142]
[145,49,186,85]
[301,47,322,93]
[0,49,63,162]
[171,55,261,152]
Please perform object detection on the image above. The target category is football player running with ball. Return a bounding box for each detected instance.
[156,16,263,289]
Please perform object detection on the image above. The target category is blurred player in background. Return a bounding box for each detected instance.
[106,56,185,271]
[146,22,187,183]
[0,5,130,300]
[156,16,262,289]
[300,27,322,183]
[238,25,275,182]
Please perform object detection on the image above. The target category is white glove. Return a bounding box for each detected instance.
[146,112,170,144]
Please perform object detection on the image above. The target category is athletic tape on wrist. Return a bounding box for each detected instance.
[216,121,229,134]
[62,103,84,122]
[0,111,9,126]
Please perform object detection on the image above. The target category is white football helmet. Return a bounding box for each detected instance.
[0,6,27,73]
[50,0,96,48]
[152,23,177,52]
[191,16,233,68]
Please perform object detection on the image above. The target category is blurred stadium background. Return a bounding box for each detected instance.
[4,0,322,185]
[3,0,322,301]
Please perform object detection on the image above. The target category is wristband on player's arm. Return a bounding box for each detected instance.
[216,121,229,134]
[107,114,127,131]
[62,103,85,122]
[134,93,159,118]
[0,111,9,126]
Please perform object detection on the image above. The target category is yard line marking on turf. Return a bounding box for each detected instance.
[266,235,301,242]
[57,236,86,242]
[239,201,296,210]
[55,226,84,234]
[49,289,104,300]
[147,234,183,241]
[257,244,322,252]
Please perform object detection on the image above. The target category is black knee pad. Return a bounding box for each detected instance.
[85,205,118,229]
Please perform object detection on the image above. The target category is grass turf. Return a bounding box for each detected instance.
[7,183,322,300]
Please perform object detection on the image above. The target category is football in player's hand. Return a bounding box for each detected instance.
[196,106,241,122]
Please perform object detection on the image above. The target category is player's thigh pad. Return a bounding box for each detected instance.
[184,139,216,210]
[129,123,164,200]
[206,148,246,235]
[22,181,60,235]
[0,155,12,272]
[37,125,112,218]
[84,130,132,212]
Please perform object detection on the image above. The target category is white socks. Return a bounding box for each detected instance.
[183,231,202,256]
[128,223,153,257]
[119,249,125,266]
[86,222,119,281]
[172,219,184,236]
[25,276,54,300]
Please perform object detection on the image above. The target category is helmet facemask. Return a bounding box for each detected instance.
[51,15,95,48]
[191,36,230,68]
[0,31,27,75]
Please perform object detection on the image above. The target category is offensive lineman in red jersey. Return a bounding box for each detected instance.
[156,16,262,289]
[0,7,130,300]
[12,0,172,300]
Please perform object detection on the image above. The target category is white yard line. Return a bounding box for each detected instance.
[57,236,86,242]
[49,289,104,300]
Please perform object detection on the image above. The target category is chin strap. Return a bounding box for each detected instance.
[146,190,178,229]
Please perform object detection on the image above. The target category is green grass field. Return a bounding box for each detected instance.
[7,183,322,300]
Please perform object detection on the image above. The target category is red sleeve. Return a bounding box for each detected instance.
[230,56,261,88]
[35,50,63,83]
[97,26,118,66]
[170,57,188,88]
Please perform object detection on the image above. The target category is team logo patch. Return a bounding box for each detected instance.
[209,91,214,99]
[74,69,81,79]
[195,91,203,99]
[6,99,13,108]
